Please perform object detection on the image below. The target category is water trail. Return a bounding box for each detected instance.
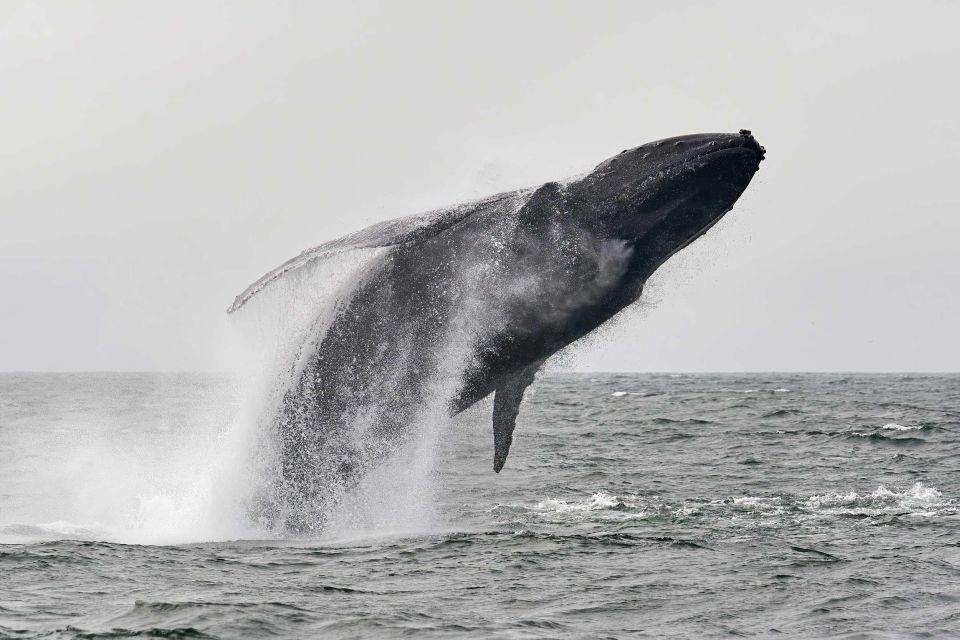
[237,202,534,536]
[110,249,395,544]
[224,247,395,538]
[322,301,498,539]
[275,264,489,539]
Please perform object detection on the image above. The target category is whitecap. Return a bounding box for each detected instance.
[880,423,922,431]
[727,495,787,517]
[672,503,700,518]
[519,491,658,523]
[537,491,622,513]
[805,482,952,517]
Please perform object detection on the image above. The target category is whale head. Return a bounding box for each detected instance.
[571,130,764,276]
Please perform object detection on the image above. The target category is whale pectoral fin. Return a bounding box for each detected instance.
[227,191,525,313]
[492,364,541,473]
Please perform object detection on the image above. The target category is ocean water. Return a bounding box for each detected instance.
[1,372,959,638]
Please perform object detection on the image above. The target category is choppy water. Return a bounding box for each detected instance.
[1,372,959,638]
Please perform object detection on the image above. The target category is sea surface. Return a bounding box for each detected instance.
[1,372,959,639]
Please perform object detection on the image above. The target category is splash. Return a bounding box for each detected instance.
[231,222,534,536]
[0,248,404,545]
[0,373,264,546]
[239,194,555,535]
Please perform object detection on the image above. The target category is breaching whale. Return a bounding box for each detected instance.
[230,130,765,532]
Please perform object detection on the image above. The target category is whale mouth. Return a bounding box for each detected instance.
[690,146,763,176]
[626,134,763,276]
[646,133,764,186]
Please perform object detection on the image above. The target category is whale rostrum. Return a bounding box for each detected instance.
[230,131,765,532]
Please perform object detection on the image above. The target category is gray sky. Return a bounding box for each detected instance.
[2,1,958,372]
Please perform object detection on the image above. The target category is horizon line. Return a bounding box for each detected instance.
[1,369,958,375]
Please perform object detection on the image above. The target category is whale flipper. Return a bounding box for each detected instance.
[228,190,531,313]
[492,363,541,473]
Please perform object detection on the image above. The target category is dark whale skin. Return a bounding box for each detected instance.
[236,131,765,532]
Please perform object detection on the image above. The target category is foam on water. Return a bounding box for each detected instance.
[805,482,952,516]
[536,490,625,513]
[494,481,958,531]
[880,422,923,431]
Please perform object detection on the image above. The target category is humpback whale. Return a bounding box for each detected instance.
[230,130,765,532]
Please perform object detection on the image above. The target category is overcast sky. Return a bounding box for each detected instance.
[1,1,958,372]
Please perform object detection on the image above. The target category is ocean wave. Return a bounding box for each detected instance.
[719,483,955,521]
[880,422,923,431]
[495,482,956,528]
[536,490,632,513]
[490,491,662,524]
[805,482,953,517]
[61,625,217,639]
[848,432,928,446]
[761,409,802,418]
